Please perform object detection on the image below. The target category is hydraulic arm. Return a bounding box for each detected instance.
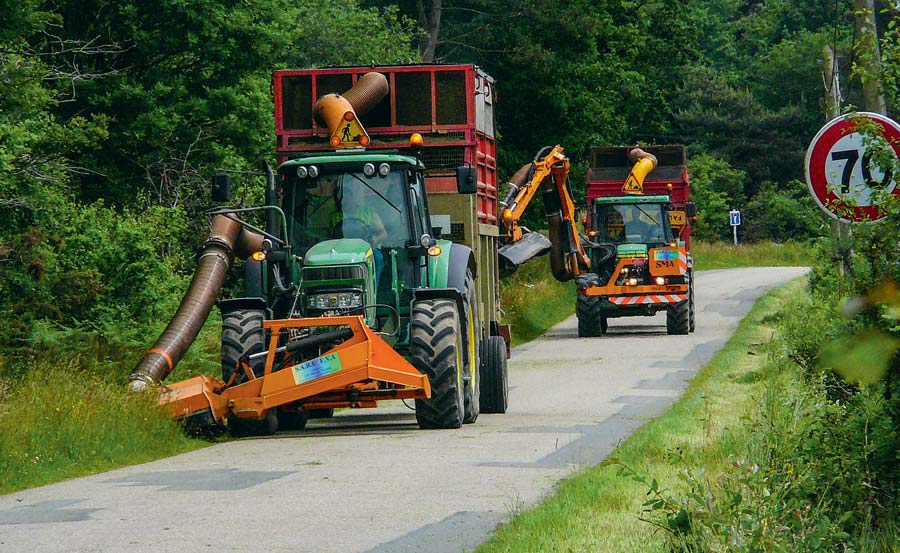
[498,145,588,281]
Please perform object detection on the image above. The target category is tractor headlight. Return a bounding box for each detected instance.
[307,291,364,310]
[308,165,319,178]
[296,166,308,179]
[363,163,376,177]
[378,163,390,177]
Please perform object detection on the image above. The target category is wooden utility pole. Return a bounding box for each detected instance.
[853,0,887,115]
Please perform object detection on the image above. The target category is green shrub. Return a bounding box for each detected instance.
[741,180,825,243]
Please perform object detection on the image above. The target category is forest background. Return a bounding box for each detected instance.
[2,0,899,380]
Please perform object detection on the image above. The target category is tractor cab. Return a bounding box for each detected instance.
[592,196,674,246]
[279,151,434,342]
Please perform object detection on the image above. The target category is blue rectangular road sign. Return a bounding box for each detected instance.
[729,210,741,226]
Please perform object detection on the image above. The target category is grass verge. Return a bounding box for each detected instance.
[0,348,213,496]
[0,301,225,494]
[476,276,805,552]
[692,240,816,270]
[500,259,574,347]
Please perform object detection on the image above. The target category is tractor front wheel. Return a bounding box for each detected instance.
[229,409,278,437]
[576,273,606,337]
[666,286,691,335]
[576,295,607,337]
[412,299,465,429]
[221,309,266,386]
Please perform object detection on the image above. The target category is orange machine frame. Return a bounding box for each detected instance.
[159,315,431,426]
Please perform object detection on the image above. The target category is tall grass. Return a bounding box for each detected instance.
[500,259,575,346]
[0,353,208,495]
[692,240,816,270]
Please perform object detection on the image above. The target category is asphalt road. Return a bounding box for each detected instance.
[0,267,808,553]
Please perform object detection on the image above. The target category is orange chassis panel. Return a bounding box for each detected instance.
[159,315,430,425]
[579,255,688,300]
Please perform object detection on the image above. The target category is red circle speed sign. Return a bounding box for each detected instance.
[805,112,900,223]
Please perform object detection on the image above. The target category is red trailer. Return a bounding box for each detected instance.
[273,65,506,344]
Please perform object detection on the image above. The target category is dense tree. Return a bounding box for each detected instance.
[0,0,419,351]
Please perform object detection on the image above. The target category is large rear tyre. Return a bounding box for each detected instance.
[462,271,480,424]
[412,299,465,429]
[221,309,266,386]
[479,336,508,414]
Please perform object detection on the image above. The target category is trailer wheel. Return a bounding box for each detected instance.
[462,271,480,424]
[666,295,691,335]
[688,272,696,333]
[412,299,465,429]
[221,309,266,386]
[479,336,508,414]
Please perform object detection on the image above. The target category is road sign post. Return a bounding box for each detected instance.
[729,209,741,246]
[805,112,900,223]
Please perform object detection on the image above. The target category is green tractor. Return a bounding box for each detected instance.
[131,66,509,433]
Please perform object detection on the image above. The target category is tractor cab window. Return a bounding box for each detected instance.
[285,170,411,253]
[594,203,671,244]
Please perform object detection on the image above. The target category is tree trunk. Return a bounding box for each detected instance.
[417,0,442,62]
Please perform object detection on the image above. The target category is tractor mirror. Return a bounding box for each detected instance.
[456,166,477,194]
[212,173,231,203]
[685,201,698,217]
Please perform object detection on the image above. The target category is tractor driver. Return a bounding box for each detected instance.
[336,181,389,284]
[622,207,651,242]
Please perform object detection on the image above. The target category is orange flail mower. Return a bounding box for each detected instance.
[159,316,430,432]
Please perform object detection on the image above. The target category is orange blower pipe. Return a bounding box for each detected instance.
[314,72,388,135]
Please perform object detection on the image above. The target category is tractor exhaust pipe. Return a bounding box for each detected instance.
[128,215,263,391]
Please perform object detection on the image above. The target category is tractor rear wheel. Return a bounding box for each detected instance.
[221,309,266,386]
[479,336,508,414]
[462,271,480,424]
[412,299,465,429]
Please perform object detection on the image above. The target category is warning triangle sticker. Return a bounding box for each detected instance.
[330,116,370,148]
[621,172,643,194]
